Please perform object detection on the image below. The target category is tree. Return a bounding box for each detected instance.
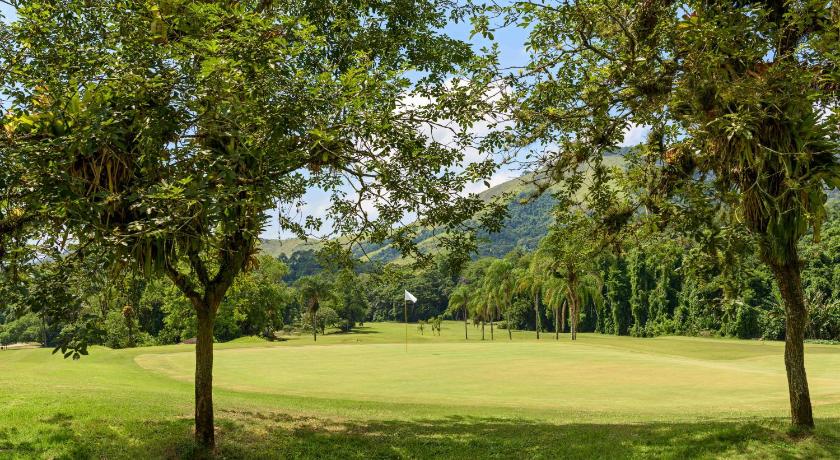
[535,211,604,340]
[515,257,547,339]
[224,256,292,339]
[431,316,443,335]
[543,277,567,340]
[481,283,499,340]
[469,292,488,340]
[296,276,334,342]
[2,1,499,448]
[485,259,516,339]
[332,269,369,333]
[448,284,471,340]
[501,0,840,428]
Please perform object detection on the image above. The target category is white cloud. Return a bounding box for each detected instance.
[620,124,650,147]
[462,169,519,196]
[263,81,513,240]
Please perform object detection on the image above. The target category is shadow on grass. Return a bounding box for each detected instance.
[330,326,382,336]
[5,410,839,459]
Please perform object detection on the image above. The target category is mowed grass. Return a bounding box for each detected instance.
[1,322,839,459]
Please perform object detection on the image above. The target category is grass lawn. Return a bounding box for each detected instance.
[1,321,839,459]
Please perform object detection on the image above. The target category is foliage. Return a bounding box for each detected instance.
[1,0,503,446]
[492,0,840,428]
[0,312,43,345]
[300,306,340,335]
[330,270,369,332]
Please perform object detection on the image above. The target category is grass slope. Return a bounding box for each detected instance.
[1,322,839,459]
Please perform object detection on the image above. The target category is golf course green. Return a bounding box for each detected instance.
[1,322,839,459]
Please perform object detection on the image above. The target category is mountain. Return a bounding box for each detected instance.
[258,175,550,263]
[259,152,628,263]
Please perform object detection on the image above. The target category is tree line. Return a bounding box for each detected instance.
[439,200,840,343]
[0,254,376,348]
[6,197,835,349]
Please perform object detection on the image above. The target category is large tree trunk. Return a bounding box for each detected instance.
[163,235,252,451]
[535,292,541,340]
[768,257,814,428]
[195,307,216,449]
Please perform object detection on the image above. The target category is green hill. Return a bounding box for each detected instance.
[260,152,627,263]
[259,175,551,263]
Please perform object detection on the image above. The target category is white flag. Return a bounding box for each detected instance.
[404,290,417,303]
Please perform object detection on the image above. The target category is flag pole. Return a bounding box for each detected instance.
[404,298,408,352]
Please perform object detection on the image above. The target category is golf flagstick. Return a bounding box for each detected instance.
[404,290,417,352]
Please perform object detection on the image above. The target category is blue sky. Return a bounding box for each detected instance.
[0,5,645,240]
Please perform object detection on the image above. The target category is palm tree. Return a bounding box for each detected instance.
[485,259,516,340]
[482,286,498,340]
[516,260,548,339]
[448,285,471,340]
[468,293,487,340]
[543,277,567,340]
[536,211,605,340]
[295,275,333,342]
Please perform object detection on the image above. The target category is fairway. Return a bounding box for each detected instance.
[136,333,840,419]
[1,322,840,458]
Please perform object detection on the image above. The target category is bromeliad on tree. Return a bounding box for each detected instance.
[497,0,840,429]
[1,0,503,450]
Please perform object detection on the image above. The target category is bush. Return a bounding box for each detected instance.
[0,313,43,345]
[759,303,786,340]
[806,291,840,341]
[729,302,761,339]
[103,308,142,349]
[300,307,340,334]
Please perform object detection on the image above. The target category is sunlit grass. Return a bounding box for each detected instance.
[1,322,838,458]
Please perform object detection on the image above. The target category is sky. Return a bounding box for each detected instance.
[0,4,646,240]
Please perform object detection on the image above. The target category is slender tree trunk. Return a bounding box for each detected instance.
[507,312,512,340]
[464,308,468,340]
[569,295,577,341]
[127,317,135,347]
[195,306,216,449]
[312,310,317,342]
[490,317,494,340]
[768,257,814,428]
[560,300,566,337]
[40,317,48,346]
[554,305,559,340]
[535,292,541,340]
[481,320,485,340]
[163,239,252,452]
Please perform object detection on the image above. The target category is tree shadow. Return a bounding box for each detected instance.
[211,413,840,460]
[5,410,840,459]
[0,413,94,459]
[328,327,382,336]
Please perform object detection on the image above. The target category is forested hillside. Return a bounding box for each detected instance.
[264,151,629,265]
[260,174,556,262]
